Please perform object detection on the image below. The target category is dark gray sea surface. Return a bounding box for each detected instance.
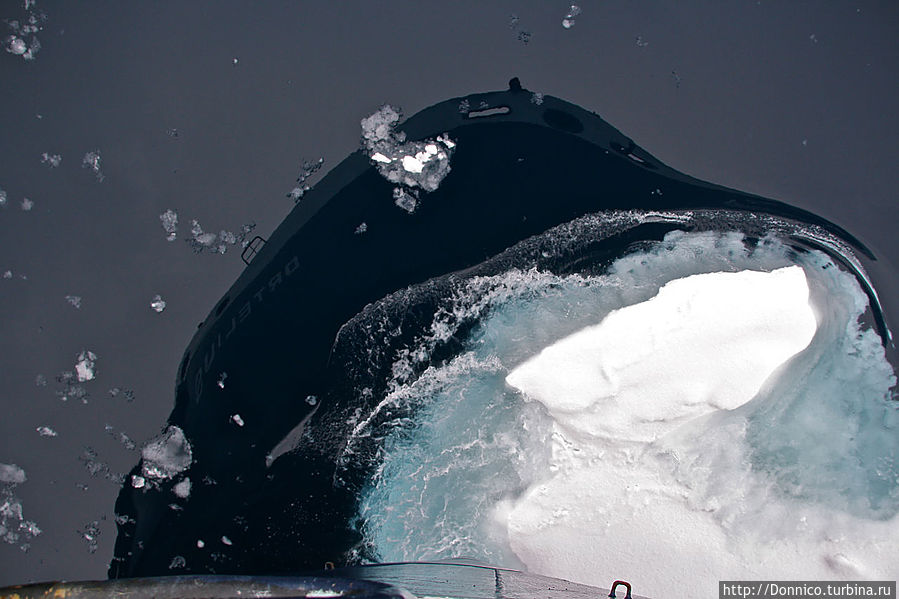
[0,1,896,586]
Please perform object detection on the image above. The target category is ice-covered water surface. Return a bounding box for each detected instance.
[356,229,897,597]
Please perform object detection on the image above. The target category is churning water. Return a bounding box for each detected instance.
[353,227,897,598]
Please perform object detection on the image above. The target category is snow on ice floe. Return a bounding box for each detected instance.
[141,426,192,482]
[360,105,455,213]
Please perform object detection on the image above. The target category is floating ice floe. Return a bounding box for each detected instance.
[159,209,178,241]
[231,414,244,427]
[3,1,45,61]
[82,150,104,182]
[286,157,324,203]
[150,294,166,313]
[78,520,101,553]
[173,478,191,499]
[354,222,368,235]
[187,219,256,255]
[75,350,98,382]
[361,105,455,214]
[1,463,41,550]
[40,152,61,167]
[561,4,581,28]
[141,426,193,481]
[35,426,57,437]
[0,464,26,485]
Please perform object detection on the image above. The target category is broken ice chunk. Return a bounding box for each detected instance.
[393,187,418,213]
[0,464,26,485]
[36,426,57,437]
[150,295,166,313]
[40,152,61,167]
[562,4,581,28]
[231,414,244,427]
[221,535,232,546]
[65,295,82,309]
[78,520,101,553]
[354,222,368,235]
[173,478,191,499]
[74,350,97,382]
[131,475,145,489]
[141,426,192,481]
[82,150,104,182]
[159,209,178,241]
[305,395,318,406]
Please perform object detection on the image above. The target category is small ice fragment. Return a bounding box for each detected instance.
[131,475,145,489]
[0,187,6,207]
[3,271,12,279]
[20,198,33,211]
[562,4,582,28]
[809,33,818,43]
[173,478,191,499]
[802,139,808,147]
[82,150,104,182]
[232,57,238,65]
[141,426,193,481]
[458,99,470,114]
[65,295,81,309]
[78,521,101,553]
[159,209,178,241]
[150,295,166,313]
[6,36,26,55]
[169,555,186,569]
[217,372,227,389]
[40,153,61,167]
[231,414,244,427]
[636,35,649,47]
[371,152,392,163]
[36,426,57,437]
[166,128,179,138]
[305,395,318,406]
[530,92,544,105]
[197,539,205,548]
[221,535,232,546]
[393,188,418,213]
[74,350,97,382]
[35,374,46,386]
[671,70,682,88]
[401,155,425,173]
[354,222,368,235]
[0,464,26,484]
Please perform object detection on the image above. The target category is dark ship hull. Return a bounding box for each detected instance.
[107,80,887,596]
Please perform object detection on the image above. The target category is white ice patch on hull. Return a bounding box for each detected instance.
[505,266,817,443]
